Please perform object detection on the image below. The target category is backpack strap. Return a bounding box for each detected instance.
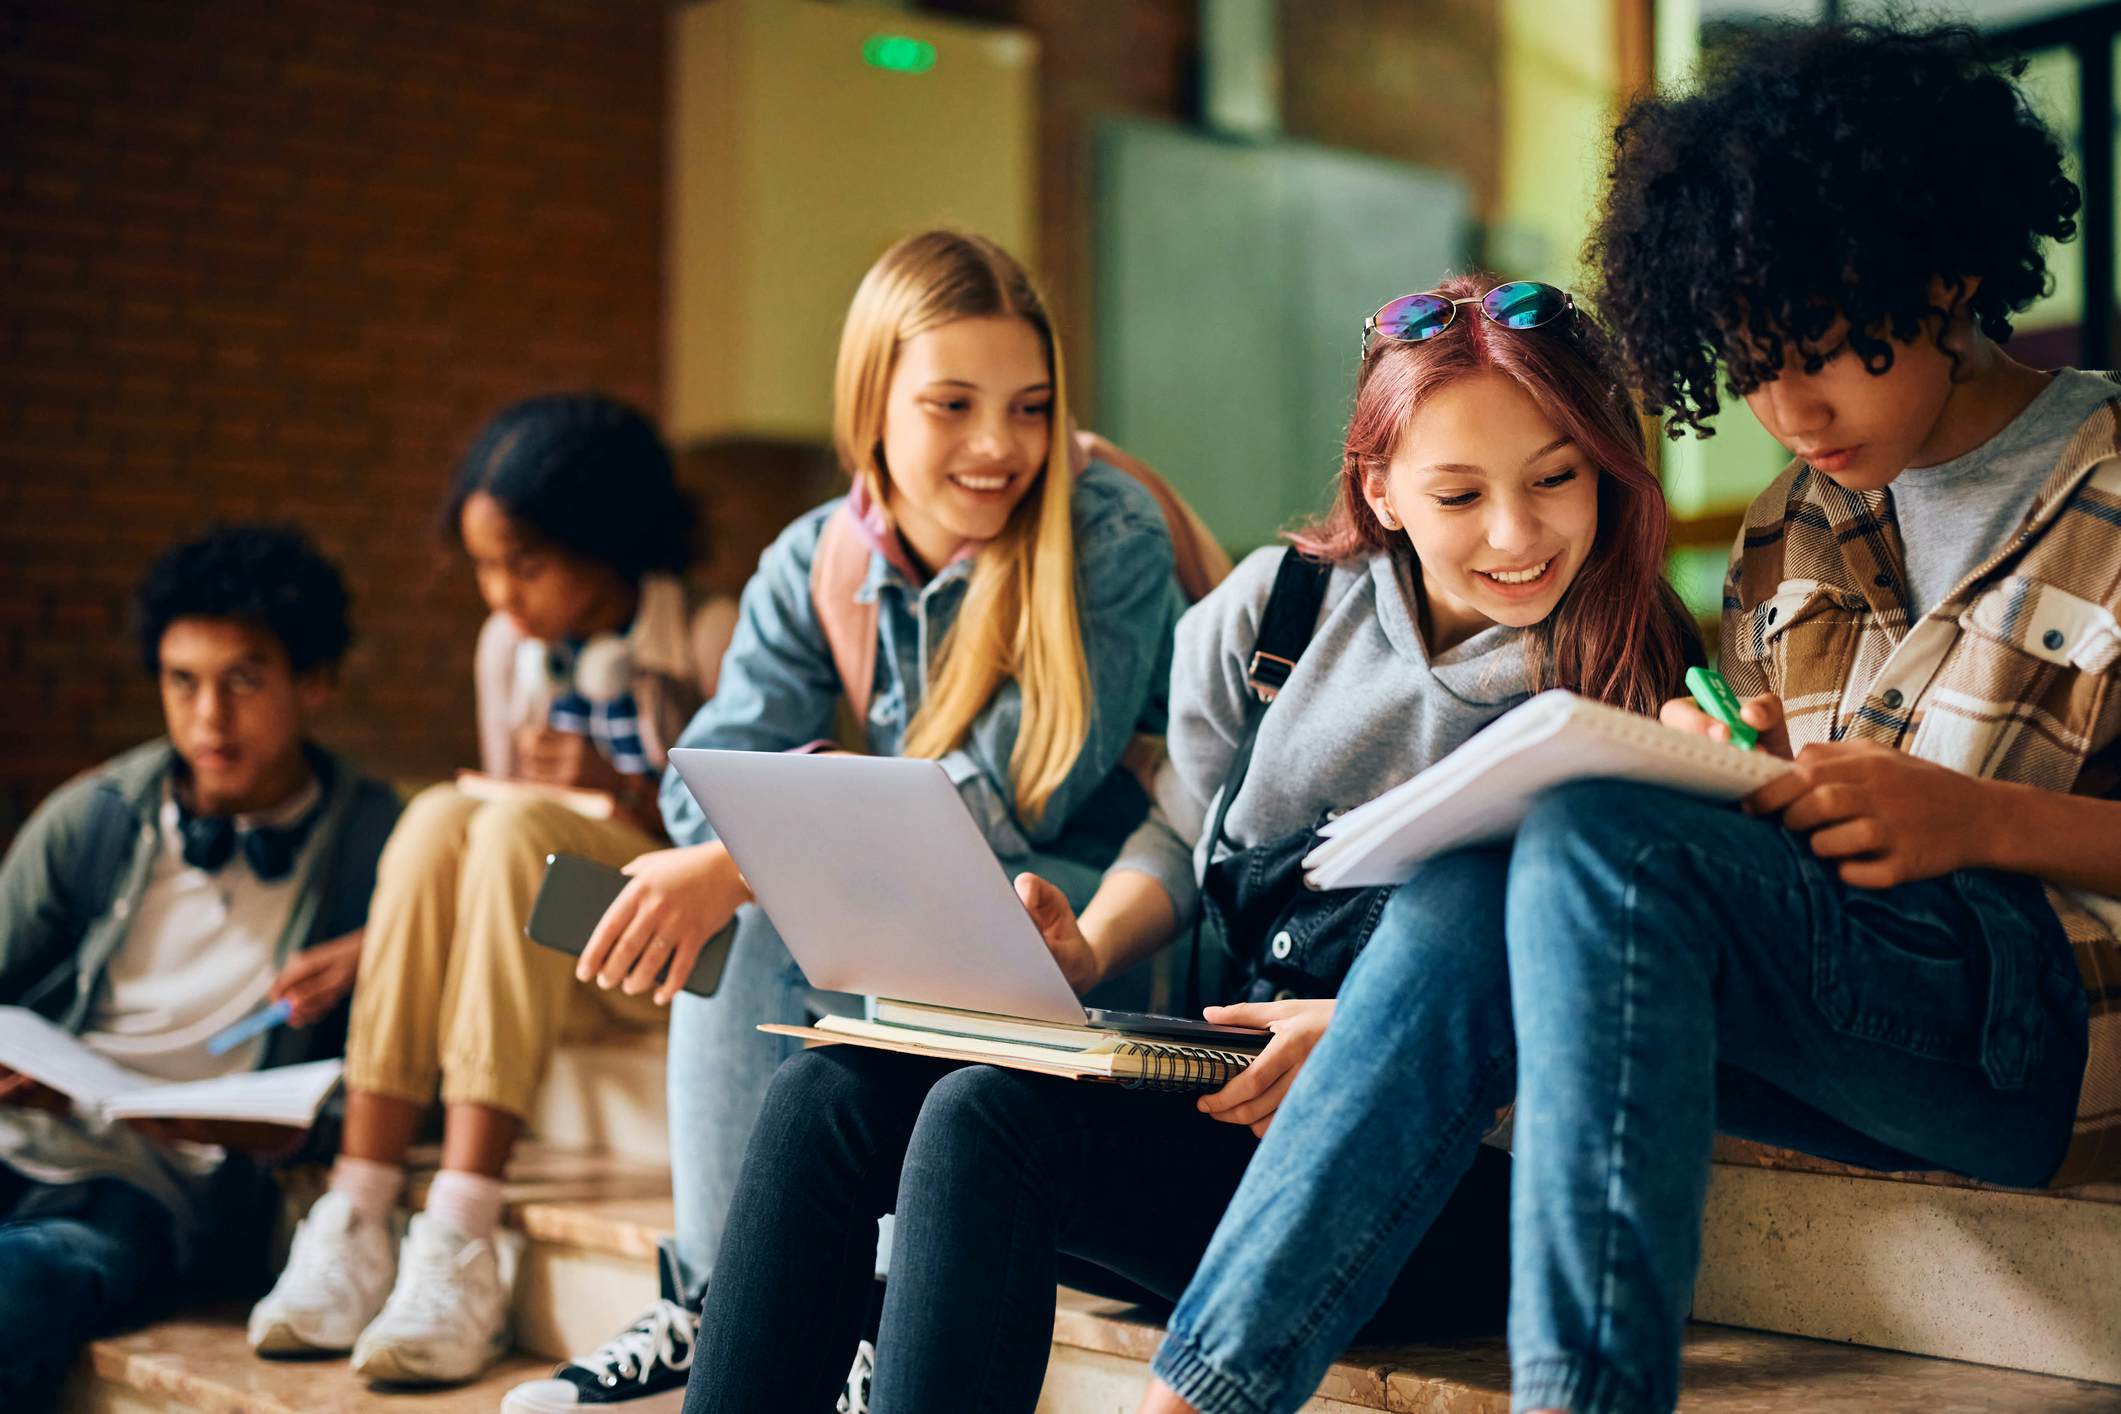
[1074,431,1233,602]
[1188,550,1333,1008]
[1204,549,1334,862]
[810,504,880,725]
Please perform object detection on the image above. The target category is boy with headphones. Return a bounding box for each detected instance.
[0,524,398,1410]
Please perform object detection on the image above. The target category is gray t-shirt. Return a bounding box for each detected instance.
[1892,368,2118,621]
[1110,546,1531,923]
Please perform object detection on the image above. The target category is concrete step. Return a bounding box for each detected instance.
[70,1281,2120,1412]
[61,1313,549,1414]
[506,1195,676,1364]
[65,1172,2121,1413]
[524,1027,670,1167]
[1712,1137,2121,1208]
[477,1150,2121,1396]
[58,1148,676,1412]
[489,1186,2121,1412]
[1040,1290,2121,1413]
[400,1138,671,1212]
[1697,1140,2121,1385]
[64,1128,2121,1412]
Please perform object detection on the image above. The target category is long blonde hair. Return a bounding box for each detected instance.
[832,230,1089,826]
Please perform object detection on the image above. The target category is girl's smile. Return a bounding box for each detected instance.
[1369,371,1600,651]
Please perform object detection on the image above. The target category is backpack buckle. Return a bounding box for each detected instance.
[1247,651,1298,702]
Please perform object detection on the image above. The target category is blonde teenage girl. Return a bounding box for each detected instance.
[504,231,1202,1414]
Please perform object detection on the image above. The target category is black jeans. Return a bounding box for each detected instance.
[683,1046,1511,1414]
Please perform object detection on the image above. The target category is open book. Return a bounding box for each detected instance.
[454,769,617,821]
[1302,690,1791,890]
[762,1000,1269,1093]
[0,1007,343,1127]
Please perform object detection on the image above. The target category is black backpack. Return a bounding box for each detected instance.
[1191,552,1397,1008]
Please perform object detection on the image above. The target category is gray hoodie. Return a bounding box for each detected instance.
[1113,546,1532,924]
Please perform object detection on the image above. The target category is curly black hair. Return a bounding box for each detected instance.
[1589,17,2080,437]
[443,393,697,579]
[135,524,354,675]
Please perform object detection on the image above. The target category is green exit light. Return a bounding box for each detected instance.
[863,34,936,73]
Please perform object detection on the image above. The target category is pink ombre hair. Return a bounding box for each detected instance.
[1292,272,1699,714]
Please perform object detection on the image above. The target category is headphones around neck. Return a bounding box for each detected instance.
[516,631,634,705]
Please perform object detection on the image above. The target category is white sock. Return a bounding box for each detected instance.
[329,1154,405,1227]
[422,1169,505,1241]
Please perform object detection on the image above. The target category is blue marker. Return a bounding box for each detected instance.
[208,999,292,1056]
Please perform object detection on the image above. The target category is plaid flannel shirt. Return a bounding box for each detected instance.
[1719,382,2121,1185]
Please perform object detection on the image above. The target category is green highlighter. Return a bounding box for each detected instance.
[1685,666,1757,751]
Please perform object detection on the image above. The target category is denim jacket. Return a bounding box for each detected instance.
[658,462,1183,869]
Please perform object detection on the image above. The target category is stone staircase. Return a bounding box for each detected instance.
[1696,1138,2121,1386]
[58,1030,2121,1412]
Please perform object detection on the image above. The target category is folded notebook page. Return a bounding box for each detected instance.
[1302,691,1790,890]
[0,1007,144,1110]
[0,1006,342,1127]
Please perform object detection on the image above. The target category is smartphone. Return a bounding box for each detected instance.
[524,853,734,999]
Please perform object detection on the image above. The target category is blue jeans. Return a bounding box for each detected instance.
[1155,782,2089,1414]
[0,1173,177,1412]
[664,902,861,1301]
[662,853,1117,1302]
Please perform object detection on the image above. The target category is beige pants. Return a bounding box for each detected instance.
[344,784,665,1118]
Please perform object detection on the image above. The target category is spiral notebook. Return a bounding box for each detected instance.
[1302,690,1791,890]
[760,1004,1265,1093]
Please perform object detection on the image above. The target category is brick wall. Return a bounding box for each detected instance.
[1,0,1504,844]
[2,0,667,837]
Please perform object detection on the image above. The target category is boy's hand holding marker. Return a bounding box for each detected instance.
[267,929,363,1028]
[1659,678,1791,758]
[1663,672,1983,889]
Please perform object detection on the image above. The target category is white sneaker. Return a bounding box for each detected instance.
[248,1190,396,1356]
[350,1213,511,1386]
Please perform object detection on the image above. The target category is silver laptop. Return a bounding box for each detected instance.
[667,748,1258,1040]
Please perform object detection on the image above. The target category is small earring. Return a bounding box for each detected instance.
[1377,507,1400,530]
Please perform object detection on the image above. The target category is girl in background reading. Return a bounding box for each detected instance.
[251,394,736,1387]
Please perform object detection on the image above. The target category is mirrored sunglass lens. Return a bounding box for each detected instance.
[1379,293,1454,341]
[1482,281,1564,329]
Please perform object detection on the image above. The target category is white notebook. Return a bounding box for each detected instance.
[0,1007,342,1127]
[1301,691,1791,890]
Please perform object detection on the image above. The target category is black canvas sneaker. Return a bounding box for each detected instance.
[502,1249,696,1413]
